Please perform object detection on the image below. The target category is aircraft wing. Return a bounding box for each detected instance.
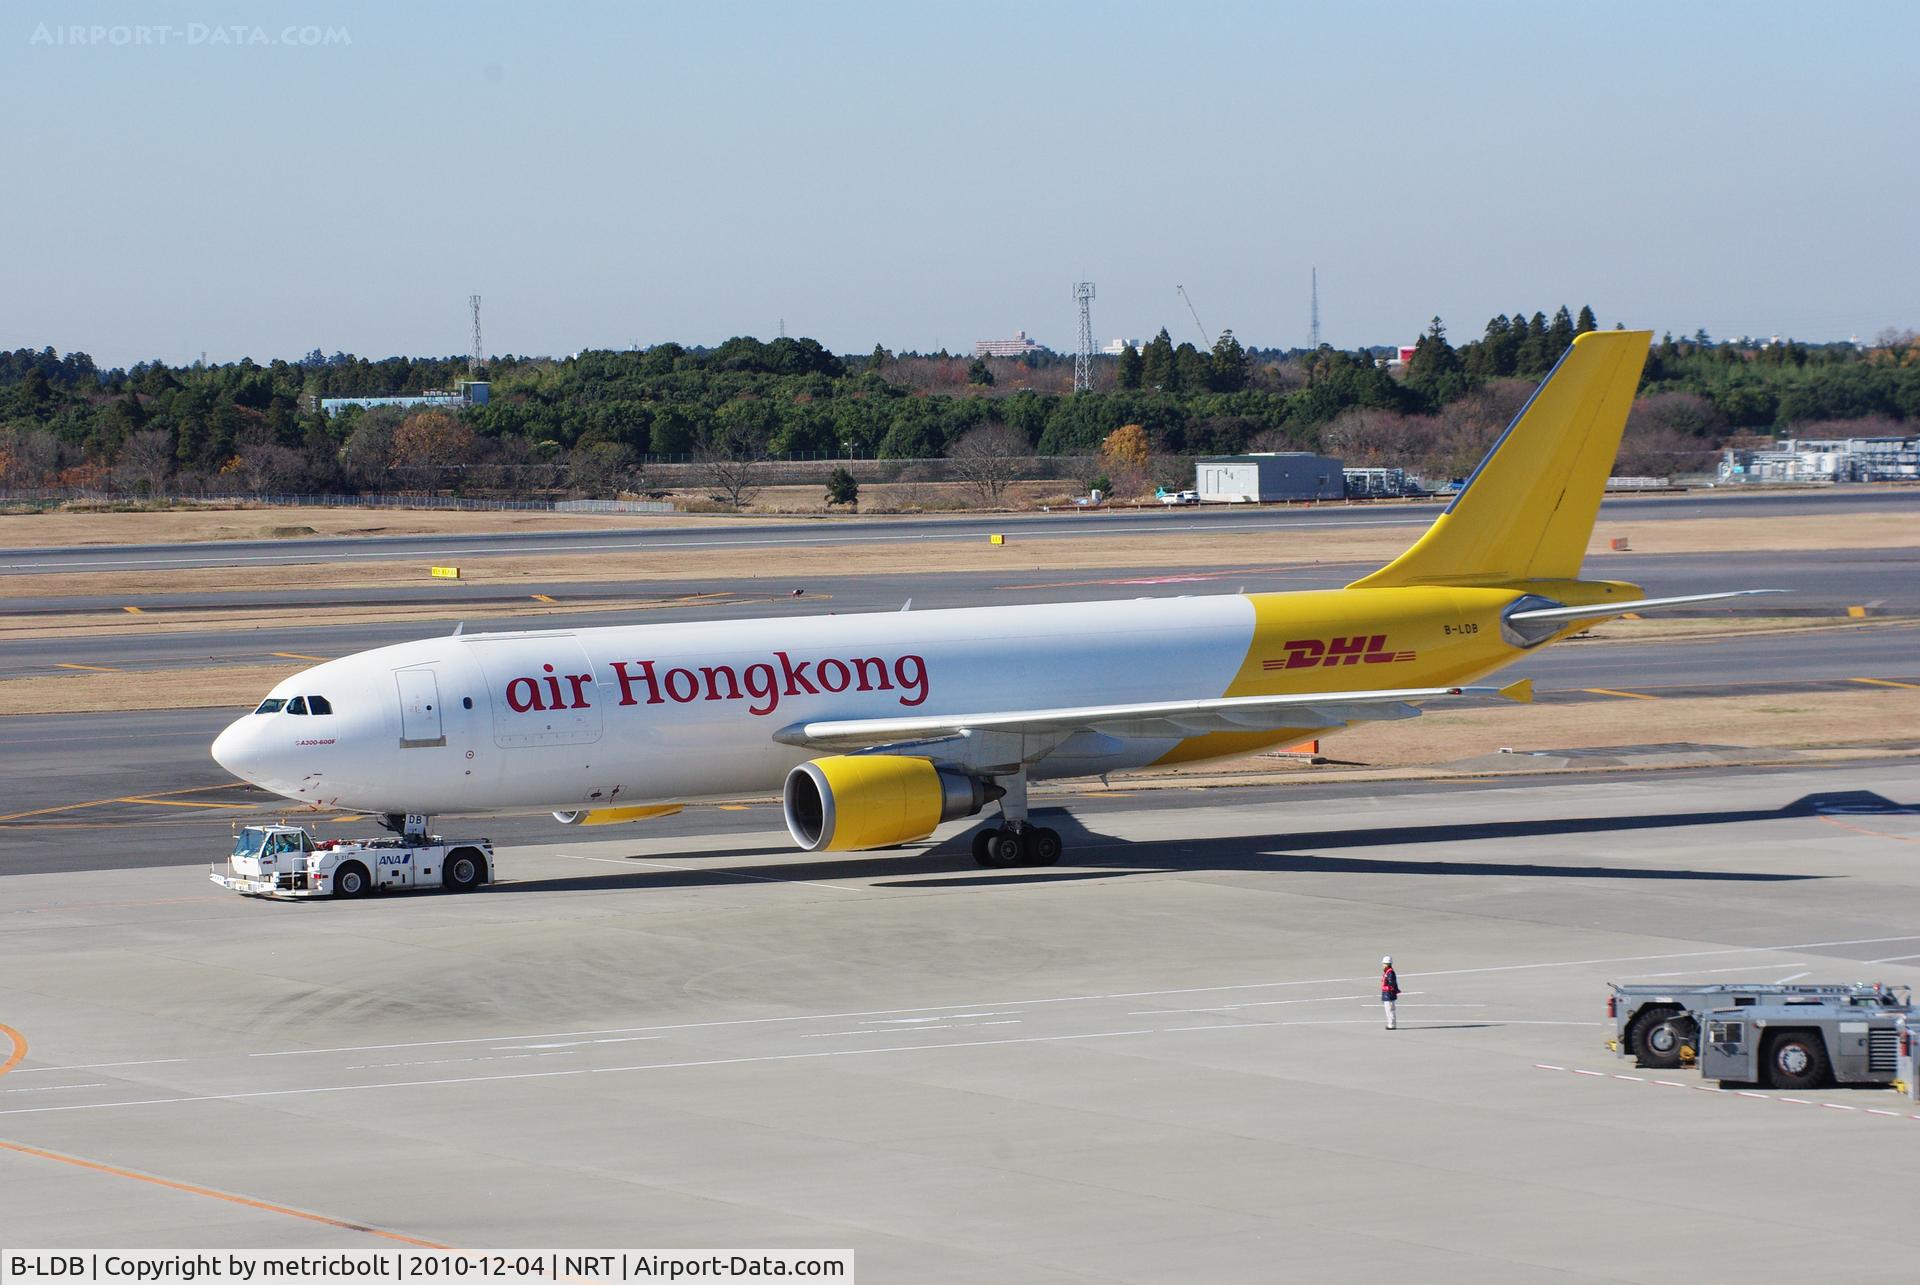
[773,679,1533,753]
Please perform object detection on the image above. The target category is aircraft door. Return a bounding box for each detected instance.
[395,668,446,748]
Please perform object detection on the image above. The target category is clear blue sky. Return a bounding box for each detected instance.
[4,1,1913,367]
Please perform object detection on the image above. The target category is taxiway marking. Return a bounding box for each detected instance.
[53,663,119,672]
[0,781,253,824]
[271,651,331,662]
[0,1139,452,1247]
[4,932,1894,1091]
[1533,1062,1920,1124]
[1582,687,1659,700]
[0,1024,26,1080]
[1851,676,1920,690]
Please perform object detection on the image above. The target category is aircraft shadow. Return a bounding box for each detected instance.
[487,791,1894,896]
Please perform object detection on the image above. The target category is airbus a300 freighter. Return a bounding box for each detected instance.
[213,331,1769,872]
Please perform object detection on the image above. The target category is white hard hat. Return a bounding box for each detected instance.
[1381,956,1393,965]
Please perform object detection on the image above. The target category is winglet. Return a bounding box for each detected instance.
[1499,678,1534,704]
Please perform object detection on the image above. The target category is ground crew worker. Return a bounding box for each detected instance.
[1381,956,1400,1029]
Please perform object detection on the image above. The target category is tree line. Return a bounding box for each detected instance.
[2,318,1916,501]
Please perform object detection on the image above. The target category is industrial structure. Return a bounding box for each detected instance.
[1195,452,1346,502]
[1072,282,1096,393]
[319,381,489,417]
[1718,435,1919,484]
[1310,266,1321,350]
[318,294,492,417]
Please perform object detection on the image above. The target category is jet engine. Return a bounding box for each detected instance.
[783,755,998,852]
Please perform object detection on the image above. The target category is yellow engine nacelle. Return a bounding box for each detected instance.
[783,755,995,852]
[552,804,684,826]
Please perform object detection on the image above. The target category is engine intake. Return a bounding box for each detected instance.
[783,755,998,852]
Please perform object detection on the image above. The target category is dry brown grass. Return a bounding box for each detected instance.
[0,504,742,549]
[3,511,1910,608]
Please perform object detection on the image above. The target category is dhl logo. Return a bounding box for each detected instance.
[1263,635,1416,670]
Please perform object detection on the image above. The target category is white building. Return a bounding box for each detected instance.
[1101,338,1143,355]
[973,331,1046,357]
[1196,453,1346,503]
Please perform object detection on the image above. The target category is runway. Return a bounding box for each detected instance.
[4,762,1920,1279]
[4,546,1916,678]
[6,485,1916,576]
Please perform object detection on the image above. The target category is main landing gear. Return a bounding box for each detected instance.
[971,824,1062,868]
[969,770,1063,868]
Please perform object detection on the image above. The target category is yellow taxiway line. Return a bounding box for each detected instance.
[1581,687,1660,701]
[271,652,330,662]
[53,663,120,672]
[1851,677,1920,690]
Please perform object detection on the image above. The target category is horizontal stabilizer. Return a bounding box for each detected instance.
[1506,590,1784,623]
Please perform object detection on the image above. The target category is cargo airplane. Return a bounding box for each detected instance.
[213,331,1770,870]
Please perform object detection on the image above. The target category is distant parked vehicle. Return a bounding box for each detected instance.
[1158,489,1199,506]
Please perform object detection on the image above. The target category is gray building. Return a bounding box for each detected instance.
[1195,452,1346,503]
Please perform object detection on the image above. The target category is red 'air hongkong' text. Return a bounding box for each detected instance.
[502,652,930,718]
[613,651,927,716]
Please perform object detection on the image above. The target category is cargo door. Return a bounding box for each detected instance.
[395,668,445,748]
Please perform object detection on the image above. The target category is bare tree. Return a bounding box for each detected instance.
[568,442,639,498]
[695,426,767,509]
[113,429,176,496]
[945,423,1031,507]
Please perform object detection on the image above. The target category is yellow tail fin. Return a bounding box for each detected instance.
[1349,330,1652,589]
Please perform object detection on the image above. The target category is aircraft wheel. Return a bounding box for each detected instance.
[971,830,995,867]
[977,829,1025,869]
[1022,827,1063,867]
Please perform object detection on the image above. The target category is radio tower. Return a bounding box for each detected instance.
[468,294,483,376]
[1072,281,1096,393]
[1309,267,1321,349]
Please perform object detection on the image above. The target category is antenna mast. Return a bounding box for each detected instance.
[1310,267,1321,349]
[468,294,483,376]
[1072,281,1096,393]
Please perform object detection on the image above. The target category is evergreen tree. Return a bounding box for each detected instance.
[1141,328,1176,391]
[1208,329,1250,392]
[825,466,859,507]
[1548,306,1577,358]
[1116,342,1144,390]
[1405,316,1462,389]
[1575,304,1598,334]
[1173,342,1210,393]
[1518,311,1552,374]
[966,357,994,386]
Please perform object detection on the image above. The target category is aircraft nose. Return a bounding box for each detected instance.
[211,716,256,781]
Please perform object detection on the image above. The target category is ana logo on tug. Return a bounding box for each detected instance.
[503,651,930,719]
[1263,635,1417,670]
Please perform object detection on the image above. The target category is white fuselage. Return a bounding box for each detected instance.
[213,596,1289,817]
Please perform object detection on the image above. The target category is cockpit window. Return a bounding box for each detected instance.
[254,698,286,714]
[286,696,309,715]
[308,695,333,715]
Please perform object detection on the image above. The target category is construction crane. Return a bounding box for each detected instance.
[1176,285,1211,347]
